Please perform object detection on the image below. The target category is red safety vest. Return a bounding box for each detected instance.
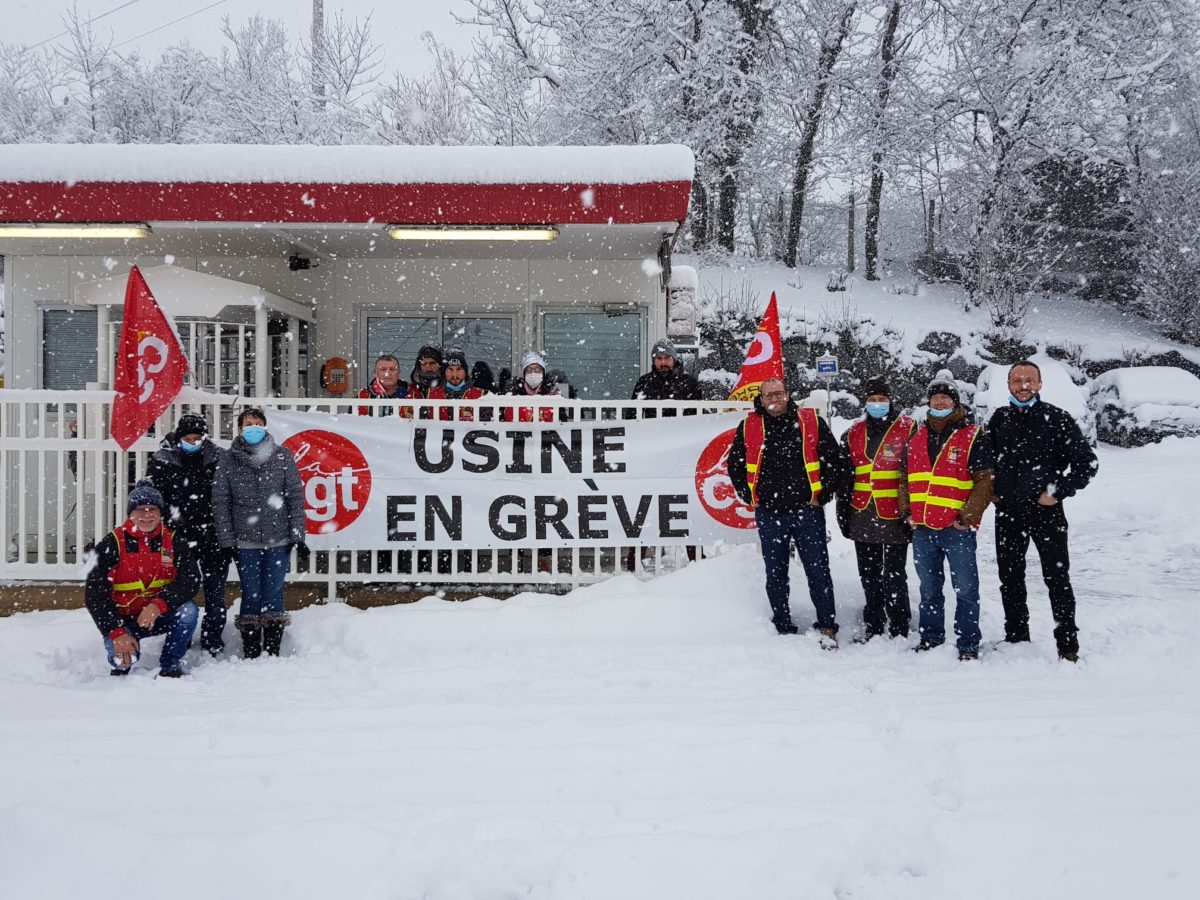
[430,385,486,420]
[743,407,823,508]
[108,522,177,617]
[848,415,913,520]
[906,423,979,529]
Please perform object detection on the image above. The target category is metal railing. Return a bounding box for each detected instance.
[0,389,749,599]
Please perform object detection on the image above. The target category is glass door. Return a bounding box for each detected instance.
[540,311,644,400]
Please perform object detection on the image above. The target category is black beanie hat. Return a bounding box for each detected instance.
[416,345,443,365]
[127,479,166,514]
[863,377,891,399]
[174,412,208,438]
[442,346,469,371]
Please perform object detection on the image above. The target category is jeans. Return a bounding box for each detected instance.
[199,556,231,652]
[236,546,290,616]
[756,507,838,632]
[995,503,1079,655]
[912,526,981,652]
[103,601,199,672]
[854,541,911,637]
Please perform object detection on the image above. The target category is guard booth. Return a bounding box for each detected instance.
[0,144,696,399]
[0,143,699,588]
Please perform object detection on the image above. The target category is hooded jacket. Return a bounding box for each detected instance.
[211,434,306,549]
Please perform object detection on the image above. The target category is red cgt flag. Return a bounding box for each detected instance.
[110,266,190,450]
[728,292,785,401]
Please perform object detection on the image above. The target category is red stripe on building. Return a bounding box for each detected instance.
[0,180,692,225]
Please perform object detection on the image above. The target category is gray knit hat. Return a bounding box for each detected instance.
[127,479,166,514]
[651,338,680,363]
[926,369,960,405]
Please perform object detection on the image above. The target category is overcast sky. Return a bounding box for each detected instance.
[8,0,477,77]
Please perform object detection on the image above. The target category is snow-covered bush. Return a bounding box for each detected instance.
[1088,367,1200,447]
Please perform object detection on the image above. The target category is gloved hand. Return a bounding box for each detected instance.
[292,542,312,563]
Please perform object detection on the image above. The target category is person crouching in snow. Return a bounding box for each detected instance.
[899,372,994,661]
[84,480,200,677]
[212,408,308,659]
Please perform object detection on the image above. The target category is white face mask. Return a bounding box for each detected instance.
[525,371,544,389]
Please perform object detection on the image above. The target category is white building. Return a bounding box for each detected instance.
[0,143,697,400]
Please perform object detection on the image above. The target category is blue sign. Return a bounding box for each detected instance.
[815,354,839,376]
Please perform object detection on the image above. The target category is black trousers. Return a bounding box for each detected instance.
[854,541,911,637]
[995,503,1079,655]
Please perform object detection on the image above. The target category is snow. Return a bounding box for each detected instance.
[0,144,696,186]
[1093,366,1200,408]
[2,438,1198,898]
[685,258,1200,368]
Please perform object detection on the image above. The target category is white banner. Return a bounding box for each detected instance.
[267,409,761,550]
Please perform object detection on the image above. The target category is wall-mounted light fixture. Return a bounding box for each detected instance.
[0,223,152,239]
[387,225,558,242]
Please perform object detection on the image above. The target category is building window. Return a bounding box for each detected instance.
[41,308,98,390]
[363,314,514,388]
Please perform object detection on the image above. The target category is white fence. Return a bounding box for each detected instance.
[0,389,748,599]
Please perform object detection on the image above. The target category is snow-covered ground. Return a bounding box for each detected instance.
[2,435,1197,899]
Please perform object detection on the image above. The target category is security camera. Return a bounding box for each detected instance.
[288,255,315,271]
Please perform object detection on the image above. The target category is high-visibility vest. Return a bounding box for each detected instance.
[108,523,177,616]
[848,415,913,520]
[430,385,486,420]
[907,423,979,529]
[743,407,823,508]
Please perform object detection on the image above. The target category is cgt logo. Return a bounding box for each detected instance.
[694,428,756,530]
[282,430,372,534]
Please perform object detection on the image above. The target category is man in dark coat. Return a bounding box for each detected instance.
[147,412,229,655]
[629,338,701,416]
[988,359,1099,661]
[85,480,200,677]
[728,378,851,644]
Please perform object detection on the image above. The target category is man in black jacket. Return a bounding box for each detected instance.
[988,360,1099,661]
[629,339,701,416]
[147,412,230,655]
[728,379,851,644]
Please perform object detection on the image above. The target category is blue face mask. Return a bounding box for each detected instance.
[865,402,890,419]
[1009,394,1038,408]
[242,425,267,445]
[180,438,203,454]
[928,406,954,419]
[445,380,467,393]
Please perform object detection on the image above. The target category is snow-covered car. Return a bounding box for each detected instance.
[974,354,1094,443]
[1089,366,1200,447]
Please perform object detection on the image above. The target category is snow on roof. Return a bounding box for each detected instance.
[0,144,695,186]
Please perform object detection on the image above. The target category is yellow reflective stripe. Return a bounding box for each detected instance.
[924,496,967,509]
[810,480,822,491]
[746,463,759,472]
[871,470,901,480]
[854,464,873,474]
[147,579,169,589]
[805,462,820,472]
[852,485,872,493]
[112,581,145,591]
[928,475,973,490]
[873,489,899,498]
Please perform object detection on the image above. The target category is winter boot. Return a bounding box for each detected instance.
[261,611,291,657]
[236,614,263,660]
[817,627,839,651]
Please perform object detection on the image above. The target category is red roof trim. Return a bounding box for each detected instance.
[0,180,691,225]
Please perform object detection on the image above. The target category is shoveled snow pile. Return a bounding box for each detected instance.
[1,439,1197,899]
